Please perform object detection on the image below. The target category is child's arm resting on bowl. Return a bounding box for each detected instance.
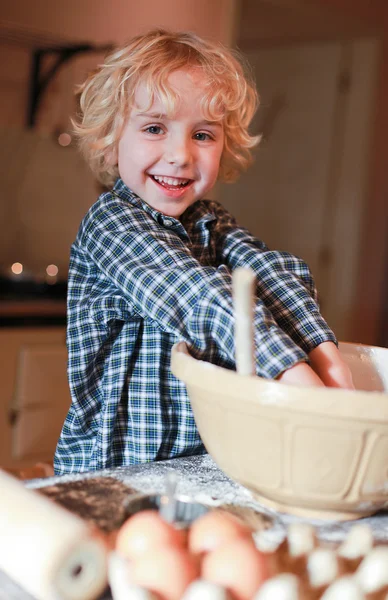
[80,197,308,381]
[212,203,337,356]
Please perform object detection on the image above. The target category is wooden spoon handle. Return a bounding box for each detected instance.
[232,267,256,376]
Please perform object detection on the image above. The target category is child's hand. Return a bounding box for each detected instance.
[277,362,325,387]
[277,342,355,389]
[308,341,355,390]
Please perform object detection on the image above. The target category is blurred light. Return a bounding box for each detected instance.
[46,264,59,277]
[11,262,23,275]
[46,274,58,285]
[58,132,72,147]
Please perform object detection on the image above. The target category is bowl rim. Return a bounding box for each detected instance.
[171,341,388,422]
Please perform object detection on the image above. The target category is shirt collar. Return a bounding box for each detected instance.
[112,178,158,220]
[112,177,216,229]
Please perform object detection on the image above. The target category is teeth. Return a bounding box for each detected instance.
[153,175,189,187]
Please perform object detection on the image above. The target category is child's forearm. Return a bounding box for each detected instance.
[248,250,335,353]
[215,217,336,353]
[277,361,325,387]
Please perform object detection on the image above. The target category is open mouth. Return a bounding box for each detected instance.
[151,175,192,190]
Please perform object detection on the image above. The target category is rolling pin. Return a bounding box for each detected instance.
[0,468,108,600]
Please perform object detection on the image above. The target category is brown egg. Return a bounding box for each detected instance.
[202,536,270,600]
[116,509,186,561]
[188,509,252,555]
[131,544,200,600]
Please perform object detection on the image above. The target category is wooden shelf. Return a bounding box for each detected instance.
[0,300,66,318]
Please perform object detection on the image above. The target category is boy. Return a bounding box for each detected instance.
[54,29,353,474]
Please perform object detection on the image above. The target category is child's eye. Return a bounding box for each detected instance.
[145,125,163,135]
[194,132,213,141]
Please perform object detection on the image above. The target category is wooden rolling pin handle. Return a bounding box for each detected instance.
[0,469,108,600]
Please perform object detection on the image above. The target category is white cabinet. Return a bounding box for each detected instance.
[0,327,70,469]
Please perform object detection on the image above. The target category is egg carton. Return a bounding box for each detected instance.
[255,522,388,599]
[108,521,388,600]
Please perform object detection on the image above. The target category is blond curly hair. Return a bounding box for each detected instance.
[73,29,260,187]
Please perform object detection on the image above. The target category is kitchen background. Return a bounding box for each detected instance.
[1,0,387,471]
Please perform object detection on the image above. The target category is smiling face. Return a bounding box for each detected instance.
[114,69,225,218]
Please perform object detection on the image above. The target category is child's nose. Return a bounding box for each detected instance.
[165,137,192,167]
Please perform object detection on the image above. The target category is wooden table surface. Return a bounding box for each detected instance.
[2,454,388,599]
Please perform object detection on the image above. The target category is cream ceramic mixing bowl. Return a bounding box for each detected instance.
[171,341,388,520]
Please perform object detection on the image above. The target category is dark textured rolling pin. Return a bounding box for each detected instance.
[0,469,108,600]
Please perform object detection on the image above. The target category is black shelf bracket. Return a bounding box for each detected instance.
[26,42,113,128]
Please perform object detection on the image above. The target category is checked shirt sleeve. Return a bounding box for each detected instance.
[211,203,337,355]
[80,201,308,379]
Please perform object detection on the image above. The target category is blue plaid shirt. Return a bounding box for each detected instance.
[54,178,336,474]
